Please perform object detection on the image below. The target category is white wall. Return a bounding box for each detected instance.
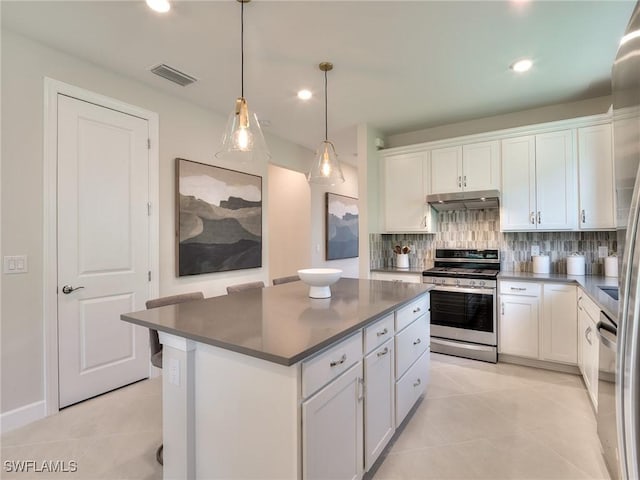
[386,96,613,148]
[0,29,314,417]
[267,165,311,281]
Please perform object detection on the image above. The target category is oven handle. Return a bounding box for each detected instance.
[431,285,495,295]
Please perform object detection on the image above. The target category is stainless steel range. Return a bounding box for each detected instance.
[422,249,499,363]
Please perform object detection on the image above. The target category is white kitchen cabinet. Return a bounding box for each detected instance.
[541,284,577,364]
[430,141,500,194]
[395,349,429,426]
[371,271,422,284]
[364,339,395,471]
[382,151,435,233]
[578,289,599,408]
[302,361,364,480]
[578,123,615,230]
[501,130,577,231]
[499,294,540,359]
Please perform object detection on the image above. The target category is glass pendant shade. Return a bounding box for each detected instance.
[216,97,270,162]
[307,140,344,185]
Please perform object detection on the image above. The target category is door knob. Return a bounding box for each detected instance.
[62,285,85,294]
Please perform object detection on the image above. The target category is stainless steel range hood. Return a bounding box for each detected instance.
[426,189,500,211]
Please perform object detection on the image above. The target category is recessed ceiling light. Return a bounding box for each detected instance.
[146,0,170,13]
[510,59,533,73]
[297,89,312,101]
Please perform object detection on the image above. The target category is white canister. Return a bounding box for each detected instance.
[396,253,409,269]
[532,255,550,274]
[605,255,618,278]
[567,254,586,276]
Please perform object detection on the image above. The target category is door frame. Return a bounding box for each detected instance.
[43,78,160,415]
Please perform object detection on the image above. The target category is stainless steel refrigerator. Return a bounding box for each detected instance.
[613,2,640,479]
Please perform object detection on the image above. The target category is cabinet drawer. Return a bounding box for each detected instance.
[395,315,430,377]
[302,331,363,399]
[371,272,422,284]
[396,349,429,426]
[364,314,395,354]
[499,281,541,297]
[578,289,600,322]
[396,294,430,332]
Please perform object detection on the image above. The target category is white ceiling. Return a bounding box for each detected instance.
[2,0,636,163]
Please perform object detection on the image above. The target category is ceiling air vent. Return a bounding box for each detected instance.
[150,64,197,87]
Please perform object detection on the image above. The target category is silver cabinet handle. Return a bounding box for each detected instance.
[463,175,467,187]
[537,211,541,224]
[501,302,505,315]
[581,209,586,223]
[413,307,421,314]
[377,328,389,337]
[510,287,526,291]
[530,212,535,224]
[413,338,422,345]
[330,354,347,367]
[377,347,389,357]
[413,378,421,387]
[585,326,592,345]
[458,176,462,188]
[577,296,583,311]
[62,285,85,294]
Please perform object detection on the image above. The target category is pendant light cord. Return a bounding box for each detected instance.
[324,69,328,142]
[241,0,244,98]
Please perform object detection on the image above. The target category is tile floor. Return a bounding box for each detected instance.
[1,353,609,480]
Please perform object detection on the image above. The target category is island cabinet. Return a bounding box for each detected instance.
[499,280,578,366]
[120,279,432,480]
[430,140,500,194]
[501,130,577,231]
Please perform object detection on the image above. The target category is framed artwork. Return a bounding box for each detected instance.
[176,158,262,276]
[326,192,359,260]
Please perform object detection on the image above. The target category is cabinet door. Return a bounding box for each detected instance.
[541,284,577,364]
[395,348,429,426]
[383,152,429,232]
[430,146,462,194]
[302,362,364,480]
[535,130,577,230]
[501,136,536,231]
[578,124,615,229]
[364,340,395,471]
[462,140,500,191]
[499,294,539,358]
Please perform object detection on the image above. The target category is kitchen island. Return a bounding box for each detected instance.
[121,278,432,480]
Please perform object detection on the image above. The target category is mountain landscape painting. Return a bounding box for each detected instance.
[326,193,359,260]
[176,158,262,276]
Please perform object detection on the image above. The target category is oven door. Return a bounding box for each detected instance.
[430,286,497,346]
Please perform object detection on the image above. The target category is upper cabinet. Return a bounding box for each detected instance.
[430,140,500,194]
[578,123,615,230]
[382,151,435,233]
[501,130,577,231]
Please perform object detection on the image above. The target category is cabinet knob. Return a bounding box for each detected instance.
[413,378,422,387]
[413,307,421,314]
[377,347,389,357]
[376,328,388,337]
[413,338,422,346]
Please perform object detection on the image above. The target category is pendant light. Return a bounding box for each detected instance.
[216,0,270,162]
[307,62,344,185]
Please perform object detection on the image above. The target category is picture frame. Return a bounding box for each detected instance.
[175,158,262,276]
[326,192,359,260]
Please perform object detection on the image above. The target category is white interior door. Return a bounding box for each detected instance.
[57,94,150,408]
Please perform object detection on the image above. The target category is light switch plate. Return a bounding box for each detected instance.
[531,246,540,257]
[598,246,609,258]
[4,255,28,274]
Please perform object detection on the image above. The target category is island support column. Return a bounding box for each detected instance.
[158,332,196,480]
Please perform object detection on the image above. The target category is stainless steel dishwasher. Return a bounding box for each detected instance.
[597,311,619,480]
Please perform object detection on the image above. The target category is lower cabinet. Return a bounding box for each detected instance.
[499,281,578,366]
[302,362,364,480]
[364,339,395,471]
[578,289,599,408]
[396,349,429,426]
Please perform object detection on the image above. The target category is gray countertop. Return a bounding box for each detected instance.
[498,272,619,323]
[121,278,432,366]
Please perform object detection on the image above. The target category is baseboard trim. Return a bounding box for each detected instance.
[0,400,46,434]
[499,354,580,375]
